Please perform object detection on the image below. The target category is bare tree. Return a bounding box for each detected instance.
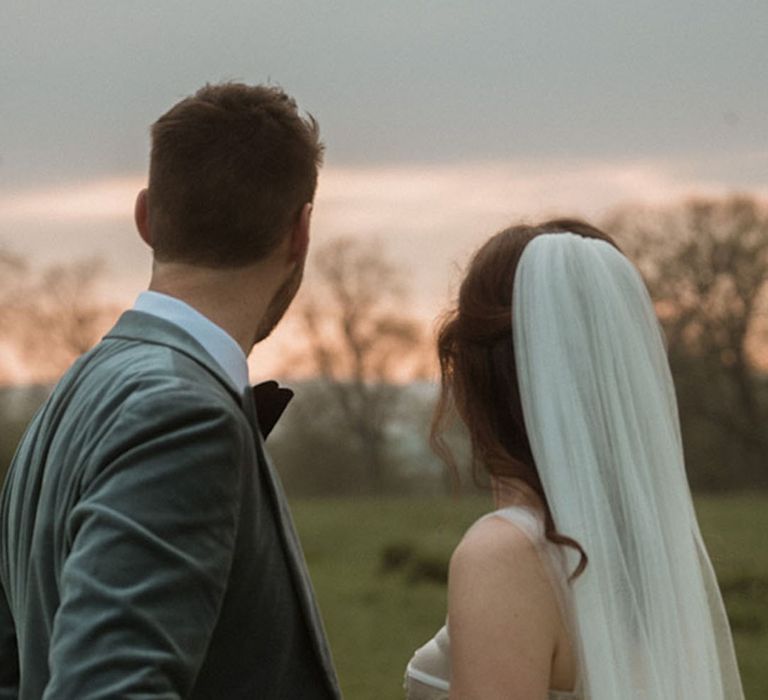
[287,237,429,493]
[0,253,120,381]
[606,195,768,487]
[0,249,28,311]
[0,250,30,383]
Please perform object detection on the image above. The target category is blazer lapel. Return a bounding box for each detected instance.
[240,389,341,697]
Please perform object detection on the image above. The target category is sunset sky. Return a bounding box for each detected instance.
[2,0,767,379]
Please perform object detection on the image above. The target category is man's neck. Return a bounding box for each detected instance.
[147,262,276,356]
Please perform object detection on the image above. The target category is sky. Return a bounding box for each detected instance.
[1,0,767,379]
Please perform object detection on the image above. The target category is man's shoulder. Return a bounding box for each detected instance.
[36,334,248,451]
[38,337,255,479]
[76,333,238,403]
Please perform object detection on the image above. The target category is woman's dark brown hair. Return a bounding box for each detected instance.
[431,218,621,581]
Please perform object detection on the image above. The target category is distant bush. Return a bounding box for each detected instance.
[380,542,416,573]
[719,574,768,635]
[407,556,449,586]
[380,541,449,585]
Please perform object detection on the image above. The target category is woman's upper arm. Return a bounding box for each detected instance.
[447,517,560,700]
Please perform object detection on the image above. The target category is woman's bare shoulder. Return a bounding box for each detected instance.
[451,512,543,581]
[447,512,561,697]
[449,511,560,630]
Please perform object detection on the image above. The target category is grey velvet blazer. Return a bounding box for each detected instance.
[0,311,341,699]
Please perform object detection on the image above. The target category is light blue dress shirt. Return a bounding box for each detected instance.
[133,290,250,393]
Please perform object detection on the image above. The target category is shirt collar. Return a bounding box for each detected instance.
[133,290,250,393]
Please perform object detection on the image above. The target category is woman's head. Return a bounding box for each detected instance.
[432,218,620,578]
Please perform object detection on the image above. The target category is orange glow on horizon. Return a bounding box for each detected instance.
[1,158,766,386]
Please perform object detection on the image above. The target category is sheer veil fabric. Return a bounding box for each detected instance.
[512,233,744,699]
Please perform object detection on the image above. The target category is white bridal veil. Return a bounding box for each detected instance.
[512,233,744,699]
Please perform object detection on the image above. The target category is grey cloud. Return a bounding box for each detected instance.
[0,0,766,188]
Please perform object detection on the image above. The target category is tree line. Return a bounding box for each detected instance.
[1,194,766,493]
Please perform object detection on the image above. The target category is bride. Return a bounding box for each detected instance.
[404,220,744,699]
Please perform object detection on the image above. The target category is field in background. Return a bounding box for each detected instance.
[293,493,768,700]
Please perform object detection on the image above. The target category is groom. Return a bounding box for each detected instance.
[0,83,341,698]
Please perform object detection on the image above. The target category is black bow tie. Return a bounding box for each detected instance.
[251,380,294,438]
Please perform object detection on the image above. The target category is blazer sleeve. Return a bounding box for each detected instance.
[43,387,247,700]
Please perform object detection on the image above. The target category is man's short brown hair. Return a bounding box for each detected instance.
[148,82,324,267]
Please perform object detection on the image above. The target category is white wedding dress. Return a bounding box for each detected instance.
[404,505,582,700]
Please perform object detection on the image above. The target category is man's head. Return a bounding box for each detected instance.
[135,82,323,346]
[144,82,323,267]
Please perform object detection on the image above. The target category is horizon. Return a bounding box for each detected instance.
[2,158,768,384]
[2,158,767,385]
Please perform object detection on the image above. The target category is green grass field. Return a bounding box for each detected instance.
[292,493,768,700]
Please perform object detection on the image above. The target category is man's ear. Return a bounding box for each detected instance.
[134,188,152,248]
[288,202,313,263]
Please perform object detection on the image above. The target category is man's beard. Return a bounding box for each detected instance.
[253,263,304,344]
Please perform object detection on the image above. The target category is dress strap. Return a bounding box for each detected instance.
[480,504,545,542]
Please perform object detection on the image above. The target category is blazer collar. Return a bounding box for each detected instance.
[132,291,249,393]
[104,310,242,400]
